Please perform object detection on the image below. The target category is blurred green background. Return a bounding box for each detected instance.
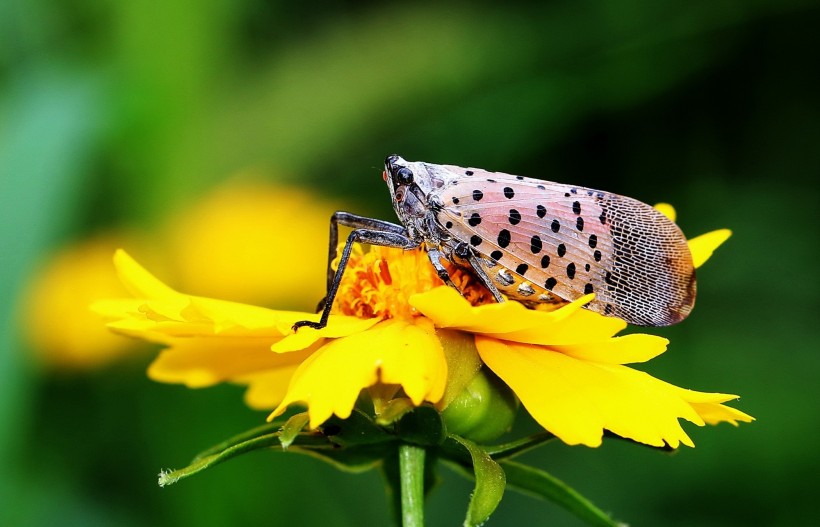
[2,0,818,525]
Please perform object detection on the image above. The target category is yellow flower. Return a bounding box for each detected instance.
[95,209,751,448]
[23,179,342,371]
[164,178,344,310]
[22,233,153,369]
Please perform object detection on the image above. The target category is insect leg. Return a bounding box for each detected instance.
[293,228,420,331]
[426,248,456,288]
[465,253,505,304]
[325,212,407,292]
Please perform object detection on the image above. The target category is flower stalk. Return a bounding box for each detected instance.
[399,443,426,527]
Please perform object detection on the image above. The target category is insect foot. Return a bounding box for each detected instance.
[292,320,324,332]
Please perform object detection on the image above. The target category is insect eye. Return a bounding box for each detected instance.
[396,167,414,185]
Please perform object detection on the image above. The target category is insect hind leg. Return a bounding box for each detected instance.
[426,247,456,288]
[465,253,505,304]
[293,227,420,331]
[447,242,505,304]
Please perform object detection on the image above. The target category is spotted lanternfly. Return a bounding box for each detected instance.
[293,155,696,331]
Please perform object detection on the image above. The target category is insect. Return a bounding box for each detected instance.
[293,155,696,331]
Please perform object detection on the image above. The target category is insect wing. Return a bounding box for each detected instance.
[435,167,695,326]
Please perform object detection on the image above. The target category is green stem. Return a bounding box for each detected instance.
[399,443,426,527]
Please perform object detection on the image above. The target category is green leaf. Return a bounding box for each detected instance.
[439,432,557,464]
[501,460,624,527]
[164,420,340,487]
[483,432,558,460]
[159,433,283,487]
[279,412,310,449]
[449,436,506,527]
[191,420,286,462]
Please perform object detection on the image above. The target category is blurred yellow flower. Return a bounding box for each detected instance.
[95,207,751,448]
[22,234,152,369]
[165,179,341,310]
[23,179,343,370]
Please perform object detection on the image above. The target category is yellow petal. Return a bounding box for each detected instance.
[99,251,349,402]
[239,367,306,410]
[484,307,627,347]
[270,316,381,353]
[551,333,669,365]
[477,337,744,448]
[113,249,180,303]
[100,296,300,341]
[688,401,754,426]
[270,318,448,428]
[667,387,754,426]
[654,203,677,222]
[688,229,732,269]
[412,287,624,344]
[99,251,331,342]
[147,337,315,388]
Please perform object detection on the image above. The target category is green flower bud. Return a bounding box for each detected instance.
[441,367,519,443]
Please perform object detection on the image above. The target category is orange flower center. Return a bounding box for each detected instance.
[332,244,492,320]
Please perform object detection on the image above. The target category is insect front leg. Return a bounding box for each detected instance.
[293,228,421,332]
[325,212,407,292]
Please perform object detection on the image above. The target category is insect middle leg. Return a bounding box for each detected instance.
[293,226,421,331]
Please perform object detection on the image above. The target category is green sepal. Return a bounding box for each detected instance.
[291,442,394,474]
[447,435,506,527]
[501,460,624,527]
[279,412,310,449]
[285,411,395,473]
[321,409,394,448]
[375,397,415,427]
[436,329,483,409]
[603,431,677,453]
[396,405,446,447]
